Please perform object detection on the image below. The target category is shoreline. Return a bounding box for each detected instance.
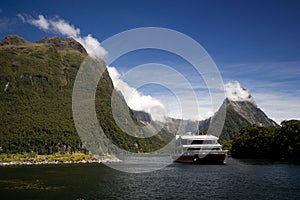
[0,158,122,166]
[0,153,122,166]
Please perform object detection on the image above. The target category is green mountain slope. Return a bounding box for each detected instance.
[0,35,171,155]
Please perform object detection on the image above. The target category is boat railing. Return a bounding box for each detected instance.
[181,144,222,148]
[180,149,227,155]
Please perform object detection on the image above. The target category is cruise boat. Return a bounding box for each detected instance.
[172,134,227,164]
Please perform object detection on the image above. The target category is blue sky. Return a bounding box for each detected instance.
[0,0,299,123]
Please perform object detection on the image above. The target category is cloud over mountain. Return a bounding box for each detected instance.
[17,14,107,58]
[107,66,167,121]
[224,80,256,104]
[18,14,169,122]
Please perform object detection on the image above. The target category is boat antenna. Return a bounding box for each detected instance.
[196,121,200,135]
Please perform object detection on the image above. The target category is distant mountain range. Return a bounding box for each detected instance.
[134,96,278,142]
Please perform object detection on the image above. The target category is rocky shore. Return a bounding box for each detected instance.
[0,158,122,166]
[0,153,122,166]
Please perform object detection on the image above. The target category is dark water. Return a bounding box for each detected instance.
[1,158,300,200]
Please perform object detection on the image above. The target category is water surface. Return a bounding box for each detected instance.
[0,158,300,199]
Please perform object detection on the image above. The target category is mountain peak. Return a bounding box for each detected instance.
[0,34,30,46]
[36,36,87,54]
[197,88,278,141]
[0,35,87,55]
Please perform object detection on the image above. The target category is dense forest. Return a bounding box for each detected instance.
[0,35,172,156]
[228,120,300,159]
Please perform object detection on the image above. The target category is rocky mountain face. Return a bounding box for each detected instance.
[137,95,278,143]
[0,34,171,155]
[161,81,278,141]
[164,118,199,135]
[228,99,277,126]
[198,98,278,142]
[0,34,30,46]
[160,97,278,142]
[36,36,87,54]
[133,110,152,123]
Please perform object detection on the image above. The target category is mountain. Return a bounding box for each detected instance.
[0,34,30,46]
[0,34,171,155]
[164,118,200,135]
[198,98,278,142]
[133,110,152,123]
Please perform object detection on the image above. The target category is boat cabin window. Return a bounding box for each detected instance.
[190,140,217,144]
[187,148,200,150]
[191,140,204,144]
[188,147,221,151]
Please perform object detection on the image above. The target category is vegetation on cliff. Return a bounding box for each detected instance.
[0,34,171,156]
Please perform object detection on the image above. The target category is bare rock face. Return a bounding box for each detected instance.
[198,98,279,141]
[0,35,30,46]
[228,99,278,127]
[36,36,87,55]
[133,110,153,123]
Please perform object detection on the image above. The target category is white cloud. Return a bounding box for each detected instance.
[18,14,107,58]
[30,15,49,31]
[107,66,167,121]
[224,80,255,104]
[107,65,222,122]
[49,18,80,37]
[76,35,107,59]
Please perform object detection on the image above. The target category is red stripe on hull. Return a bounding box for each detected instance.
[173,153,226,164]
